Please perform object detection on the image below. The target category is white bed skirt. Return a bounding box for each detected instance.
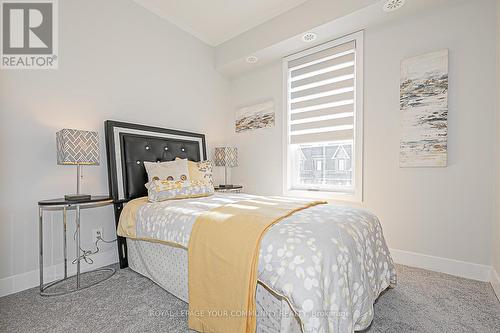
[127,238,303,333]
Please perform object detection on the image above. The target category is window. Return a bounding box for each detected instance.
[315,159,323,171]
[283,31,363,201]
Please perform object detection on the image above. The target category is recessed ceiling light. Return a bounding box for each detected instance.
[246,55,258,64]
[383,0,406,12]
[302,32,317,43]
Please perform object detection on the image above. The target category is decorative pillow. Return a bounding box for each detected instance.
[146,179,214,202]
[143,159,189,183]
[176,158,214,186]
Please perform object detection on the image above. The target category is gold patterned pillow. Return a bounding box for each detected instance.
[145,179,214,202]
[176,158,214,186]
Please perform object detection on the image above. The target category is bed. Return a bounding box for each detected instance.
[105,120,397,333]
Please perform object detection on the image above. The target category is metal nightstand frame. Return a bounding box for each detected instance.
[38,198,115,296]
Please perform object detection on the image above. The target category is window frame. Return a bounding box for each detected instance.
[282,31,364,202]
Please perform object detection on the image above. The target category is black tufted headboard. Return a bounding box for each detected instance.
[104,120,207,268]
[105,120,206,202]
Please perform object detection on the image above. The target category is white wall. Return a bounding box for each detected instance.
[229,0,497,268]
[0,0,230,294]
[493,0,500,297]
[228,64,284,195]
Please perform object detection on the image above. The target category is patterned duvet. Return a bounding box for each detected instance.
[132,193,396,333]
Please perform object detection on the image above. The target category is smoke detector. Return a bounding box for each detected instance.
[301,32,317,43]
[246,55,258,64]
[383,0,406,12]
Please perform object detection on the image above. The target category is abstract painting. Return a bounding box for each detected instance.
[235,100,275,133]
[400,49,448,167]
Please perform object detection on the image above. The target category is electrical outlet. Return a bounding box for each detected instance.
[92,228,103,243]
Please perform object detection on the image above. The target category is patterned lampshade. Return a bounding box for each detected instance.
[214,147,238,168]
[56,129,100,165]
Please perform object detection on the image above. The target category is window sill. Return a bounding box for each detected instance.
[283,189,362,203]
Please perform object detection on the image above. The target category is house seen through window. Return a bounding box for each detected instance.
[292,142,353,189]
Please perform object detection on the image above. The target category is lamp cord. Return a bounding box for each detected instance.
[72,231,117,265]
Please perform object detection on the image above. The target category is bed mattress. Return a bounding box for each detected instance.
[127,238,302,333]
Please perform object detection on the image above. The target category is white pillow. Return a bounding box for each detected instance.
[143,159,190,182]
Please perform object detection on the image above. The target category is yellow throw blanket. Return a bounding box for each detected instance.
[188,197,326,333]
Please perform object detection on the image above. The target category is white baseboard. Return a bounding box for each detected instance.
[390,248,492,282]
[491,267,500,302]
[0,250,118,298]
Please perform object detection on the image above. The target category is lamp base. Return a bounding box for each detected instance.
[64,194,91,201]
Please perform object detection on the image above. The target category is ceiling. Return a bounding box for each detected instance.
[133,0,309,46]
[215,0,447,77]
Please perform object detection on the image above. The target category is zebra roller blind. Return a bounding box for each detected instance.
[287,40,356,145]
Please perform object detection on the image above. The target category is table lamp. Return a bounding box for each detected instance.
[56,129,100,201]
[214,147,238,188]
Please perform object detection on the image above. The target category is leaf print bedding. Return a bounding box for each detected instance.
[126,193,396,333]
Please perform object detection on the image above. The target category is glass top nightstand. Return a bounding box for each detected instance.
[214,185,243,193]
[38,195,112,206]
[38,196,115,296]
